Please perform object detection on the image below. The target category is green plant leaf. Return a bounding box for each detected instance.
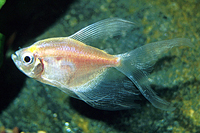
[0,0,6,9]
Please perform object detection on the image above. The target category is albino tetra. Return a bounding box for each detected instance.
[11,18,192,111]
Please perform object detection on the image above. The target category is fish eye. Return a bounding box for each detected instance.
[21,52,34,65]
[24,56,31,62]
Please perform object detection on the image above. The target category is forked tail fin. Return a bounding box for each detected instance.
[115,38,193,111]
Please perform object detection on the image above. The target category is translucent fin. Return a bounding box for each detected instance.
[116,38,193,111]
[69,18,134,45]
[129,38,193,71]
[59,87,80,99]
[73,68,140,111]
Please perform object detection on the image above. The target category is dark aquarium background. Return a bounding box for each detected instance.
[0,0,199,132]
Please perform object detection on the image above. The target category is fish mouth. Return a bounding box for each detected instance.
[11,52,18,62]
[11,51,21,63]
[11,51,22,70]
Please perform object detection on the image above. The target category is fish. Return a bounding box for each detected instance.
[11,18,193,111]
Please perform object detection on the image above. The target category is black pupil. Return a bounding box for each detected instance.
[24,56,31,63]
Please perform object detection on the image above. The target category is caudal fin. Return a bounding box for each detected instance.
[115,38,193,111]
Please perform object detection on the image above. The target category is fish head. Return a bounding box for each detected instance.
[11,47,43,78]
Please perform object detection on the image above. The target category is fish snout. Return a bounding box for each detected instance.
[11,52,18,62]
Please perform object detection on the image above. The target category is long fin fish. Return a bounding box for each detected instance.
[11,18,193,111]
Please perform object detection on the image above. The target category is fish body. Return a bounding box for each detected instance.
[12,18,193,111]
[15,37,119,90]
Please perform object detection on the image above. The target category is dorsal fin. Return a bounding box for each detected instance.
[69,18,135,45]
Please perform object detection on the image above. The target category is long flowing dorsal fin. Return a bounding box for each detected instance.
[69,18,135,45]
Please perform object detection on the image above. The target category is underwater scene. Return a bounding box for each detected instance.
[0,0,199,132]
